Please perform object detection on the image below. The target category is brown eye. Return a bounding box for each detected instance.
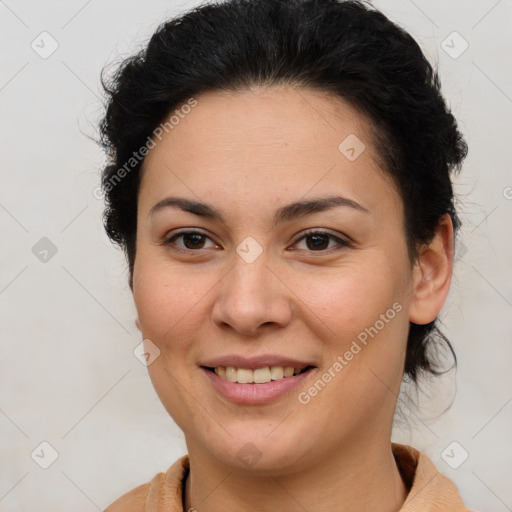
[293,230,351,252]
[163,230,217,251]
[305,233,330,250]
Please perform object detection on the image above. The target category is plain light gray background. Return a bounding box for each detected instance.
[0,0,511,510]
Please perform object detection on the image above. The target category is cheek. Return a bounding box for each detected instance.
[297,264,403,339]
[132,259,206,350]
[132,261,211,429]
[303,275,408,419]
[294,261,409,394]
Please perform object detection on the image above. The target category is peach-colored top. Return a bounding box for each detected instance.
[104,442,477,511]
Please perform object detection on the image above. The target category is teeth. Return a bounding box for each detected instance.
[213,365,307,384]
[225,367,237,382]
[284,367,294,377]
[253,367,271,384]
[270,366,284,380]
[237,368,253,384]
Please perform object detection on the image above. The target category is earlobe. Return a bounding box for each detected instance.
[409,214,454,325]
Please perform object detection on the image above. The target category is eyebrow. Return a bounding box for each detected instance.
[149,194,370,227]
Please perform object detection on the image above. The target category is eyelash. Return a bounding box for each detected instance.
[162,229,352,254]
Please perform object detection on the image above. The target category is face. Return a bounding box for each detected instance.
[131,86,419,474]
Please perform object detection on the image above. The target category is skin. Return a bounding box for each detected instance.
[130,85,454,512]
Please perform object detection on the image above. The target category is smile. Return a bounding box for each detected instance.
[201,364,317,405]
[206,365,313,384]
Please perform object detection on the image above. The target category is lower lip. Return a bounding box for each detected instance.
[201,367,316,405]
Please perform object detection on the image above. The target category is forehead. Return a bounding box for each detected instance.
[143,85,377,162]
[138,86,400,219]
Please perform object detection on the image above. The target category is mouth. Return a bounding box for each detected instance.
[202,365,315,384]
[200,361,317,405]
[199,355,318,404]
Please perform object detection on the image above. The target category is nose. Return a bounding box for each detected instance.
[211,250,293,337]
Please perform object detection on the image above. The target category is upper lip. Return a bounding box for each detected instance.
[200,354,316,370]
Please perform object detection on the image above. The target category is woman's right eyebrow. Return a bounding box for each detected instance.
[148,195,370,227]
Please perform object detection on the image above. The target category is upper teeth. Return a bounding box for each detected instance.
[214,366,305,384]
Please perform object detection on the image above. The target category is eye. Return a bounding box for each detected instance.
[162,228,352,254]
[162,230,218,252]
[291,229,352,252]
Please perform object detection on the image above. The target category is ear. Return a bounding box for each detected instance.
[128,274,142,332]
[409,214,454,325]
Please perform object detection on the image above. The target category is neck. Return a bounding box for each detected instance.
[183,441,409,512]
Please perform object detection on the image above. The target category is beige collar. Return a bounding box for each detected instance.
[104,442,475,511]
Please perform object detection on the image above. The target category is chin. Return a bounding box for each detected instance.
[202,423,315,473]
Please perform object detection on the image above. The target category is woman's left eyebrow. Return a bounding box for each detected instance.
[149,195,370,227]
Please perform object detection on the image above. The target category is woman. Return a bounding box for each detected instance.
[99,0,474,510]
